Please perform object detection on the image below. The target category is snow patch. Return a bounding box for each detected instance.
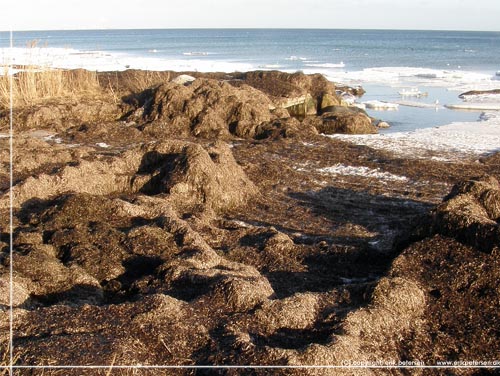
[317,164,409,182]
[326,112,500,160]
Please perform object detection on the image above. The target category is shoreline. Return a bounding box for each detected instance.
[2,65,500,160]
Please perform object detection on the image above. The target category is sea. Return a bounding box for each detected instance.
[1,29,500,133]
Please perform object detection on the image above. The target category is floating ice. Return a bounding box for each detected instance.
[445,103,500,111]
[364,100,399,110]
[320,66,498,91]
[394,100,443,109]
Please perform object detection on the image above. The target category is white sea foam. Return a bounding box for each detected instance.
[286,56,307,61]
[317,164,409,182]
[258,64,283,69]
[305,62,345,68]
[326,112,500,160]
[182,52,210,56]
[3,47,497,96]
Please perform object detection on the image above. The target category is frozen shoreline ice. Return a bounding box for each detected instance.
[326,112,500,161]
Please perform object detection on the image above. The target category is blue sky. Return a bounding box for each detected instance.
[2,0,499,31]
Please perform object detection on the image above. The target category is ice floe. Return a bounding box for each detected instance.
[364,100,399,110]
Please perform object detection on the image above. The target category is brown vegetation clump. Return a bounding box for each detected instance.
[132,139,258,214]
[125,78,276,139]
[99,69,174,94]
[3,69,499,373]
[431,175,500,251]
[240,70,337,102]
[2,139,256,217]
[388,235,500,368]
[319,110,377,135]
[277,277,426,371]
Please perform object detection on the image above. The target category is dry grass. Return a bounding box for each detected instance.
[0,66,102,109]
[122,70,171,93]
[101,70,172,95]
[0,341,19,376]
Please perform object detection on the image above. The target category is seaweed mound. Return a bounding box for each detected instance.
[126,78,276,139]
[431,175,500,251]
[2,139,256,215]
[132,140,258,214]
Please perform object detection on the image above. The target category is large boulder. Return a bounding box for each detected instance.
[237,71,344,117]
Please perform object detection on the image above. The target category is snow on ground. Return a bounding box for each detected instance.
[317,164,409,182]
[326,112,500,161]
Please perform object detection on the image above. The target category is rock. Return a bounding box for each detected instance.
[281,94,317,117]
[171,74,196,85]
[376,121,391,128]
[319,93,343,113]
[235,71,350,117]
[317,108,378,135]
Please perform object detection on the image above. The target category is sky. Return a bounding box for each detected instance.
[1,0,499,31]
